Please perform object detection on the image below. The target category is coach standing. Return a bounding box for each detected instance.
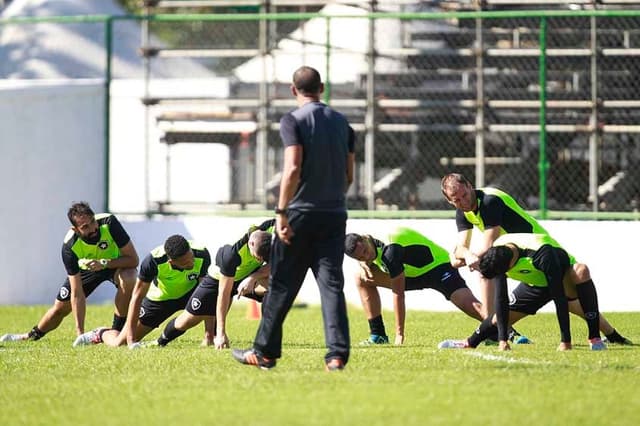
[233,66,355,371]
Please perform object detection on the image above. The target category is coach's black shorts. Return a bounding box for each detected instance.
[56,269,116,301]
[404,263,468,300]
[139,290,195,328]
[185,275,264,317]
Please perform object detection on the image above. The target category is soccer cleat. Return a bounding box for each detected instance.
[603,336,633,345]
[72,327,106,347]
[513,335,532,344]
[325,358,345,372]
[589,337,607,351]
[129,341,159,350]
[231,348,276,370]
[603,334,633,346]
[0,333,28,342]
[359,334,389,345]
[437,339,469,349]
[508,329,532,344]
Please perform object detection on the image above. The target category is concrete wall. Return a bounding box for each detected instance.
[3,213,635,313]
[0,80,105,304]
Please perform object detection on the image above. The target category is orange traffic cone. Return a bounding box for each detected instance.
[246,299,261,320]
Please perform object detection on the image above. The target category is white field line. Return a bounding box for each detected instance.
[464,350,553,365]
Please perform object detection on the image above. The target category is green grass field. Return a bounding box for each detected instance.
[1,304,638,426]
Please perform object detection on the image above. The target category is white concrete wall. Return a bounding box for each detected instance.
[5,216,633,313]
[0,80,105,304]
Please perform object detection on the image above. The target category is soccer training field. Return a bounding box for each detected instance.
[1,304,638,426]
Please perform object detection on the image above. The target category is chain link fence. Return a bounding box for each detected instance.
[2,1,640,216]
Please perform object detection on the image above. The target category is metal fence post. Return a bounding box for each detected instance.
[538,16,549,219]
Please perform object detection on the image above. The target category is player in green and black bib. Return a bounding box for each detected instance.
[0,202,139,345]
[152,219,274,348]
[439,233,610,351]
[440,173,631,347]
[71,234,211,348]
[344,227,484,345]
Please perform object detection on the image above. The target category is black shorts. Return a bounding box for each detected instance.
[139,290,195,328]
[185,275,264,316]
[404,263,468,300]
[56,269,116,301]
[509,283,552,315]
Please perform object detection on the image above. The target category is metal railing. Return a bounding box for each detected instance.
[2,4,640,219]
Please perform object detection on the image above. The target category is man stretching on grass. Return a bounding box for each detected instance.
[344,229,485,345]
[441,172,631,346]
[72,234,211,348]
[1,202,138,346]
[439,233,613,351]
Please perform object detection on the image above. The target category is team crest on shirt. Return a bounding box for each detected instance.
[188,273,197,281]
[191,298,202,311]
[98,241,109,250]
[59,287,69,299]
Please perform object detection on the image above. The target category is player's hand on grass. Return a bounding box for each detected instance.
[394,334,404,345]
[214,334,229,350]
[498,341,511,351]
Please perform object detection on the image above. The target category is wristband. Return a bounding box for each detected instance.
[274,207,288,215]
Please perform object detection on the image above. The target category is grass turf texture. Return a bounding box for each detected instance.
[1,304,638,426]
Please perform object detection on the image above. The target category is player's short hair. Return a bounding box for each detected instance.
[253,231,272,261]
[67,201,95,225]
[344,233,364,258]
[164,234,191,259]
[293,66,322,95]
[440,173,472,198]
[478,246,513,279]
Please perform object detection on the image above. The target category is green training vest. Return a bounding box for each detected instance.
[146,242,206,301]
[463,188,549,235]
[372,227,450,278]
[494,233,575,287]
[66,213,121,271]
[208,224,273,282]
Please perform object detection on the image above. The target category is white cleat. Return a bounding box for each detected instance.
[72,328,106,347]
[0,333,28,342]
[437,339,469,349]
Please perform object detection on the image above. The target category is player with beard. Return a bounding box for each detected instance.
[1,202,138,345]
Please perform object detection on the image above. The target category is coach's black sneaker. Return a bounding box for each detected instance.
[232,348,276,370]
[603,329,633,345]
[325,358,345,372]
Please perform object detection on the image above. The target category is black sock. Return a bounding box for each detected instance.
[576,279,600,340]
[97,328,110,343]
[468,318,497,348]
[368,315,386,337]
[157,318,185,346]
[112,314,126,331]
[605,329,627,343]
[28,326,46,341]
